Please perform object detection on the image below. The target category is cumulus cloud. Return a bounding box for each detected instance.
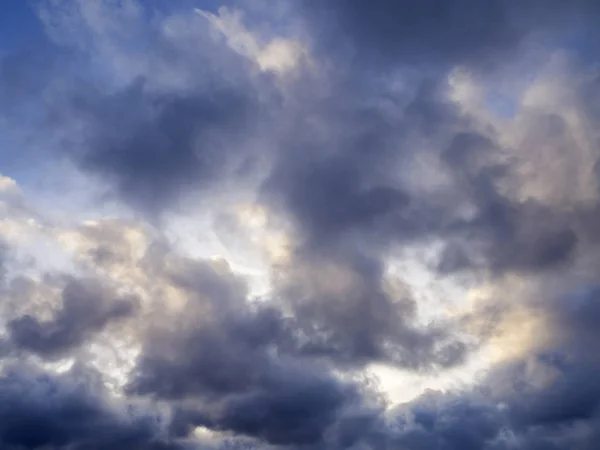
[0,363,175,450]
[7,276,137,359]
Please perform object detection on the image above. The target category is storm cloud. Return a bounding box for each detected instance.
[0,364,174,450]
[7,276,137,359]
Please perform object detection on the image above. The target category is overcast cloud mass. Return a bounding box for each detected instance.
[1,0,600,448]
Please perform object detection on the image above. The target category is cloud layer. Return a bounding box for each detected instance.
[1,0,600,448]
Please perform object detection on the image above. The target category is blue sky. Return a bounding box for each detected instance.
[0,1,43,53]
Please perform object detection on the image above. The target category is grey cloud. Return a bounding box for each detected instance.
[260,77,454,249]
[300,0,600,70]
[274,249,466,370]
[0,240,8,285]
[343,356,600,450]
[417,128,580,275]
[506,360,600,428]
[168,366,358,446]
[77,220,146,267]
[133,239,466,385]
[64,79,261,216]
[40,5,600,448]
[355,283,600,450]
[126,246,284,399]
[264,73,579,284]
[543,285,600,355]
[0,364,176,450]
[0,1,279,217]
[436,195,579,275]
[7,276,137,359]
[255,3,598,289]
[266,151,410,248]
[396,123,579,275]
[141,241,249,311]
[127,301,366,446]
[256,66,580,377]
[387,394,505,450]
[126,246,384,446]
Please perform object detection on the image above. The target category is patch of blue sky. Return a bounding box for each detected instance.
[560,28,600,68]
[484,91,519,119]
[0,1,45,57]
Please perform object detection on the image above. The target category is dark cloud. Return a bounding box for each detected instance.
[255,63,580,386]
[132,239,465,389]
[125,246,385,446]
[435,193,579,276]
[348,282,600,450]
[438,125,582,272]
[340,355,600,450]
[385,393,505,450]
[0,364,175,450]
[168,366,359,446]
[259,75,458,249]
[264,76,578,290]
[128,303,366,446]
[64,79,261,216]
[68,3,600,447]
[266,151,410,247]
[506,360,600,428]
[300,0,600,70]
[0,1,281,217]
[7,276,137,359]
[545,285,600,353]
[274,249,466,369]
[260,76,452,267]
[397,125,579,275]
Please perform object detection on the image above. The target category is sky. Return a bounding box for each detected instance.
[1,1,600,449]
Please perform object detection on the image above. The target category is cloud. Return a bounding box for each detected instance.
[7,276,137,359]
[272,249,467,369]
[124,245,379,446]
[0,363,175,450]
[2,0,282,217]
[300,0,600,70]
[69,80,258,215]
[379,350,600,450]
[4,0,600,448]
[364,274,600,449]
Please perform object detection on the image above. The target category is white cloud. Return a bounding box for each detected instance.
[196,6,308,75]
